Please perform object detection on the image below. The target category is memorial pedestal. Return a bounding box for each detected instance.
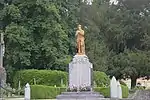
[0,67,6,99]
[69,55,92,90]
[0,67,6,84]
[56,55,104,100]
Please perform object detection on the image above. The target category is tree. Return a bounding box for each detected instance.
[78,0,150,88]
[0,0,74,71]
[1,0,150,88]
[109,49,150,88]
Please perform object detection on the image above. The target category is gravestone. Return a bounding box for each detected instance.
[110,76,118,98]
[0,33,6,99]
[25,83,30,100]
[117,81,122,99]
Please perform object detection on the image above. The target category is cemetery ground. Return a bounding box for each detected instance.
[1,69,150,100]
[3,69,145,99]
[6,98,56,100]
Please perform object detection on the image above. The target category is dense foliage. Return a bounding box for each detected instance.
[93,71,110,87]
[0,0,150,88]
[78,0,150,88]
[31,85,129,99]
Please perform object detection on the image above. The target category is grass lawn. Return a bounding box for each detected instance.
[6,98,56,100]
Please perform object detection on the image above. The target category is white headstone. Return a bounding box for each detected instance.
[25,83,30,100]
[110,76,118,98]
[117,81,122,99]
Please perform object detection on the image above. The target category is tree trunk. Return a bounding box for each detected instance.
[131,76,137,89]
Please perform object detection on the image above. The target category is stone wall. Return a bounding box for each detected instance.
[110,90,150,100]
[133,90,150,100]
[115,90,150,100]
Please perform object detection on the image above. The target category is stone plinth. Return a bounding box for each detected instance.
[56,55,104,100]
[56,92,104,100]
[0,67,6,84]
[69,55,92,90]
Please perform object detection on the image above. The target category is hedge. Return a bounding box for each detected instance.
[94,87,110,97]
[31,85,66,99]
[13,70,109,88]
[121,85,129,98]
[13,70,68,88]
[30,85,129,99]
[93,71,110,87]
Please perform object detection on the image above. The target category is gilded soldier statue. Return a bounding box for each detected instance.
[75,25,85,55]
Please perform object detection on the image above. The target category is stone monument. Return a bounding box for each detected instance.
[0,33,6,99]
[56,25,104,100]
[0,33,6,98]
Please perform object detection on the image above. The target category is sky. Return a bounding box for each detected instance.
[110,0,119,5]
[82,0,119,5]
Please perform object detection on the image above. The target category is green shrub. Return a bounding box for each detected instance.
[121,85,129,98]
[94,85,129,98]
[93,71,110,87]
[13,69,68,88]
[13,70,110,88]
[31,85,66,99]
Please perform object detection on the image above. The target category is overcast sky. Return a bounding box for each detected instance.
[82,0,119,5]
[110,0,118,5]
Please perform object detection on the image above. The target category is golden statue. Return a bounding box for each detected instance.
[75,25,85,55]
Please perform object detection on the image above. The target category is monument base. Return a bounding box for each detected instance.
[69,55,92,90]
[56,91,104,100]
[0,67,6,85]
[57,55,104,100]
[0,67,6,98]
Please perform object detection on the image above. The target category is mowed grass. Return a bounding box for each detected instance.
[6,98,56,100]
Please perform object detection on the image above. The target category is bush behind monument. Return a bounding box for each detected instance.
[13,69,110,88]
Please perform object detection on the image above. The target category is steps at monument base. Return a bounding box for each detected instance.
[56,98,107,100]
[56,92,104,100]
[61,92,101,96]
[57,95,102,98]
